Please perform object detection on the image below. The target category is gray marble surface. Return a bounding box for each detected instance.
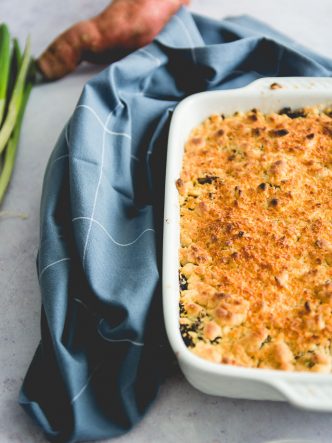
[0,1,332,442]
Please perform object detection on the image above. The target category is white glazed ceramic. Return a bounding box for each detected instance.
[163,77,332,412]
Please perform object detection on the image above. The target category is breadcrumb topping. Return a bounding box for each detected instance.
[178,106,332,372]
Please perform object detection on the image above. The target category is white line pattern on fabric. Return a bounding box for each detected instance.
[138,48,161,66]
[73,216,155,247]
[76,104,132,140]
[77,103,138,161]
[98,320,144,346]
[49,152,137,167]
[39,257,71,279]
[74,297,89,310]
[49,154,69,167]
[130,154,140,161]
[70,362,103,404]
[82,102,123,267]
[70,321,144,404]
[65,124,70,147]
[73,300,144,345]
[173,15,197,64]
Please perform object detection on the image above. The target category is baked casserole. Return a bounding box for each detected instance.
[177,106,332,372]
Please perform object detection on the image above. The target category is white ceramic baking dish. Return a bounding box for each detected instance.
[163,77,332,412]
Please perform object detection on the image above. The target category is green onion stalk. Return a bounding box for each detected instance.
[0,24,34,206]
[0,24,11,126]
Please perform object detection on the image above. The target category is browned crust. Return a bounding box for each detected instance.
[178,106,332,372]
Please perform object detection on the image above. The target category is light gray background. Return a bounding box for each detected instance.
[1,1,332,442]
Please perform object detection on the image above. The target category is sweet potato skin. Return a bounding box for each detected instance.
[37,0,190,80]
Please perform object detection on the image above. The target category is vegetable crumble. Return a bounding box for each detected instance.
[177,106,332,372]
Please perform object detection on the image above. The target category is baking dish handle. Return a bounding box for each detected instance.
[269,379,332,412]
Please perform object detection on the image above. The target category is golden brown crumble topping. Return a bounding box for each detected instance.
[178,106,332,372]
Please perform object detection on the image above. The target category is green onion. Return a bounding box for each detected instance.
[0,35,31,155]
[0,26,34,207]
[0,82,32,205]
[13,38,22,62]
[0,24,11,125]
[12,38,23,71]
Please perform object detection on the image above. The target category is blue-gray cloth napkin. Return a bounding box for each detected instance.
[19,7,332,443]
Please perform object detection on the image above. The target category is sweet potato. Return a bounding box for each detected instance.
[37,0,190,80]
